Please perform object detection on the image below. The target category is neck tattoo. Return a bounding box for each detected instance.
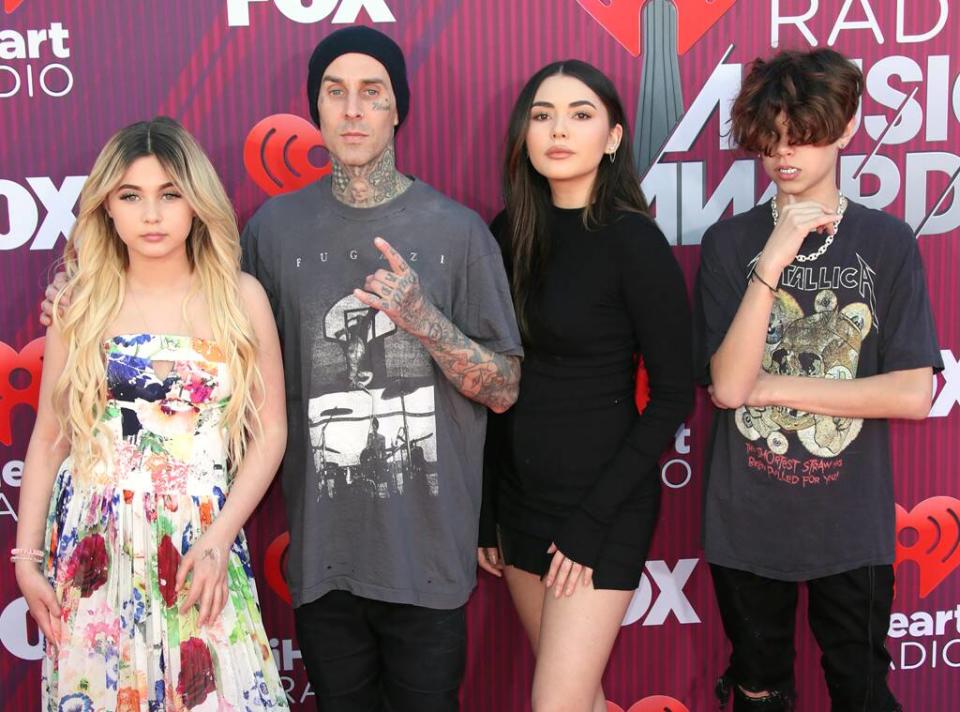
[331,144,412,208]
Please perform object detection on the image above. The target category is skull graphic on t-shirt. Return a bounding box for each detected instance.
[735,289,872,457]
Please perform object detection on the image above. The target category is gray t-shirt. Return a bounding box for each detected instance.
[693,201,942,581]
[241,177,522,608]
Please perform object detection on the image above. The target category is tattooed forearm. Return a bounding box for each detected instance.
[356,237,520,412]
[411,301,520,413]
[332,143,412,208]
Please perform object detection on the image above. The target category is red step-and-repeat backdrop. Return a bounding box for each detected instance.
[2,1,958,709]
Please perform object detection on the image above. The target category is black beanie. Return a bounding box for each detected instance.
[307,26,409,129]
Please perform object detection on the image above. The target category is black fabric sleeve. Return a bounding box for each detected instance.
[877,226,943,374]
[478,410,504,547]
[554,218,695,567]
[477,211,514,548]
[691,225,746,386]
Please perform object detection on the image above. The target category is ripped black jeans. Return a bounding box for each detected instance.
[710,564,902,712]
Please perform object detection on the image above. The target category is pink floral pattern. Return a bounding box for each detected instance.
[42,334,288,710]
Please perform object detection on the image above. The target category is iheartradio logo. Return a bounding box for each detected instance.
[895,497,960,598]
[0,337,44,446]
[243,113,331,196]
[3,0,25,14]
[265,530,292,604]
[576,0,737,56]
[608,697,689,712]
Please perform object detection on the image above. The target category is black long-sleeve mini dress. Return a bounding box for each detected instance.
[480,206,694,589]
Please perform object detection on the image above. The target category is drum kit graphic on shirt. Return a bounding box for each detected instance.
[308,294,439,500]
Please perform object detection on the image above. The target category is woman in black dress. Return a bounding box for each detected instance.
[479,60,694,711]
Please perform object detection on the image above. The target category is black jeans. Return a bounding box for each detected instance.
[710,564,901,712]
[294,590,466,712]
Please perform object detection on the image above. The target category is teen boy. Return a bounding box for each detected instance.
[694,48,942,711]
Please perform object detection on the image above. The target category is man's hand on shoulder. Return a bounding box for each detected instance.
[39,271,70,327]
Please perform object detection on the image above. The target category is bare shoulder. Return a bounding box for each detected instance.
[239,272,269,306]
[238,273,275,332]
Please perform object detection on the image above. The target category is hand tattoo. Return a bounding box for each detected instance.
[358,239,520,412]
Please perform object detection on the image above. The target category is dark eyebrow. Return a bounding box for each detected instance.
[322,75,387,85]
[530,100,597,109]
[116,182,175,191]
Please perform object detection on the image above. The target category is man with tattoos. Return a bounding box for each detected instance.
[39,27,520,710]
[239,27,522,712]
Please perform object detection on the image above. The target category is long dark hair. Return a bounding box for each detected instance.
[503,60,648,340]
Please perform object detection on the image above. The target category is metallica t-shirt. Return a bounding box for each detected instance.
[241,177,522,608]
[693,200,942,581]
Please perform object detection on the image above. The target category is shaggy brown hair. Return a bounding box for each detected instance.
[731,49,862,156]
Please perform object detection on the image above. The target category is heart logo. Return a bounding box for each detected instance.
[673,0,738,54]
[576,0,737,56]
[243,113,331,196]
[3,0,26,14]
[608,696,690,712]
[0,337,44,446]
[576,0,645,57]
[895,497,960,598]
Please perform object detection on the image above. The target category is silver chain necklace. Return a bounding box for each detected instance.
[770,193,847,263]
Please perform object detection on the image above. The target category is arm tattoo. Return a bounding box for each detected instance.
[332,144,412,208]
[410,301,520,412]
[353,202,518,411]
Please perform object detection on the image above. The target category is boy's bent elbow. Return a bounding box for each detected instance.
[708,358,754,410]
[710,383,747,410]
[896,369,935,420]
[904,389,933,420]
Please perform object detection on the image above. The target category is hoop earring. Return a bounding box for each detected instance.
[608,150,617,164]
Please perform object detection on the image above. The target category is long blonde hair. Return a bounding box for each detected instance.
[53,116,261,477]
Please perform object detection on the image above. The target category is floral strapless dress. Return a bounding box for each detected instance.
[42,334,288,711]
